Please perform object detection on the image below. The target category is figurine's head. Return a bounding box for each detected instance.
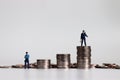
[26,52,28,54]
[82,30,85,33]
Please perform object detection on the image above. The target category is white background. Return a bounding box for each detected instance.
[0,0,120,65]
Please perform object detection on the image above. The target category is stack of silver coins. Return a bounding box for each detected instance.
[56,54,71,68]
[37,59,51,69]
[77,46,91,69]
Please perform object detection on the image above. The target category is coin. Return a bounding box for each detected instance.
[37,59,51,69]
[56,54,71,68]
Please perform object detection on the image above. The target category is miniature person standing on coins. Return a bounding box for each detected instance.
[24,52,30,69]
[80,30,88,46]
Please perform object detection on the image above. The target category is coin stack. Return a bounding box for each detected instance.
[37,59,51,69]
[77,46,91,69]
[56,54,71,68]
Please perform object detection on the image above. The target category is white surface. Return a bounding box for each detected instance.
[0,69,120,80]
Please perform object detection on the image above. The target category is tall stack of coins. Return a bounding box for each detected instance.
[77,46,91,69]
[56,54,71,68]
[37,59,51,69]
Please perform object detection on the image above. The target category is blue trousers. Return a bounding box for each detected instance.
[24,59,29,69]
[81,38,86,46]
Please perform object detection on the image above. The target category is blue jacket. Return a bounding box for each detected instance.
[24,54,29,60]
[81,33,88,39]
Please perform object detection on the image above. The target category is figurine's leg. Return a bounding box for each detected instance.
[27,60,29,68]
[24,61,27,69]
[81,39,83,46]
[84,39,86,46]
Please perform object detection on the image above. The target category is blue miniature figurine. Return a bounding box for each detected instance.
[80,30,88,46]
[24,52,30,69]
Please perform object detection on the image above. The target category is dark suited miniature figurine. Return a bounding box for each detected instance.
[80,30,88,46]
[24,52,30,69]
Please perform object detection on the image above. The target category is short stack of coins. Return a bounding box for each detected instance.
[37,59,51,69]
[56,54,71,68]
[77,46,91,69]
